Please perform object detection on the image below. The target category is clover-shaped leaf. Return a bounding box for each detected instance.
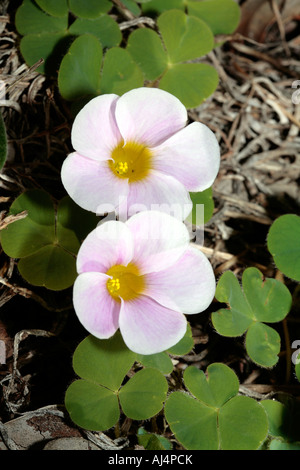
[165,363,269,450]
[212,268,292,367]
[15,0,68,35]
[127,9,218,108]
[267,214,300,282]
[65,332,168,431]
[58,37,143,101]
[0,189,98,290]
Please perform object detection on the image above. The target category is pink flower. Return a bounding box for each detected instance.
[73,211,216,354]
[61,88,220,219]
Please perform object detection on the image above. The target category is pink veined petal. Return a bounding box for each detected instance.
[144,246,216,314]
[77,221,134,274]
[125,210,190,275]
[115,88,187,148]
[152,122,220,192]
[71,94,122,162]
[119,296,187,354]
[61,152,129,214]
[73,272,120,339]
[119,169,192,222]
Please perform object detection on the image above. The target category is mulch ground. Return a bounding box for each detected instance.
[0,0,300,450]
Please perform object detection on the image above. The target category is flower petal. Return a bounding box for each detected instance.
[71,94,121,162]
[77,221,134,274]
[115,88,187,147]
[125,210,190,274]
[61,152,129,213]
[144,246,216,314]
[73,272,120,338]
[119,170,192,222]
[119,296,187,354]
[152,122,220,192]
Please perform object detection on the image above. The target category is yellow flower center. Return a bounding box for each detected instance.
[109,141,152,182]
[106,263,145,302]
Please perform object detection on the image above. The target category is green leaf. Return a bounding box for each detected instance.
[185,187,214,226]
[69,15,122,48]
[58,34,102,101]
[65,379,119,431]
[242,267,292,323]
[72,333,136,391]
[246,322,281,368]
[212,270,254,337]
[20,31,69,75]
[0,189,97,290]
[35,0,69,17]
[218,396,268,450]
[165,392,219,450]
[165,364,268,450]
[183,363,239,408]
[18,244,77,290]
[119,368,168,420]
[157,9,214,63]
[121,0,141,16]
[100,47,144,96]
[56,196,98,247]
[15,0,68,35]
[142,0,185,15]
[0,112,8,171]
[267,214,300,282]
[127,28,167,81]
[167,322,194,355]
[159,63,218,108]
[261,399,290,439]
[137,428,172,450]
[269,439,300,450]
[0,190,55,258]
[69,0,111,18]
[137,351,173,375]
[212,267,292,367]
[187,0,241,35]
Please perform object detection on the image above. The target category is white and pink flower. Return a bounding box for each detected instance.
[61,88,220,219]
[73,211,216,354]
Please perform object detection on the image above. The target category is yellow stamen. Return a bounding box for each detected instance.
[106,263,145,302]
[109,141,152,182]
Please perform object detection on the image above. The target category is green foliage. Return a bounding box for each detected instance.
[58,34,102,101]
[137,428,172,450]
[35,0,69,17]
[185,187,214,226]
[187,0,241,35]
[212,268,292,367]
[15,0,241,108]
[142,0,241,35]
[0,190,98,290]
[261,398,300,450]
[127,9,219,107]
[68,0,111,18]
[164,363,269,450]
[0,112,8,171]
[65,332,169,431]
[267,214,300,282]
